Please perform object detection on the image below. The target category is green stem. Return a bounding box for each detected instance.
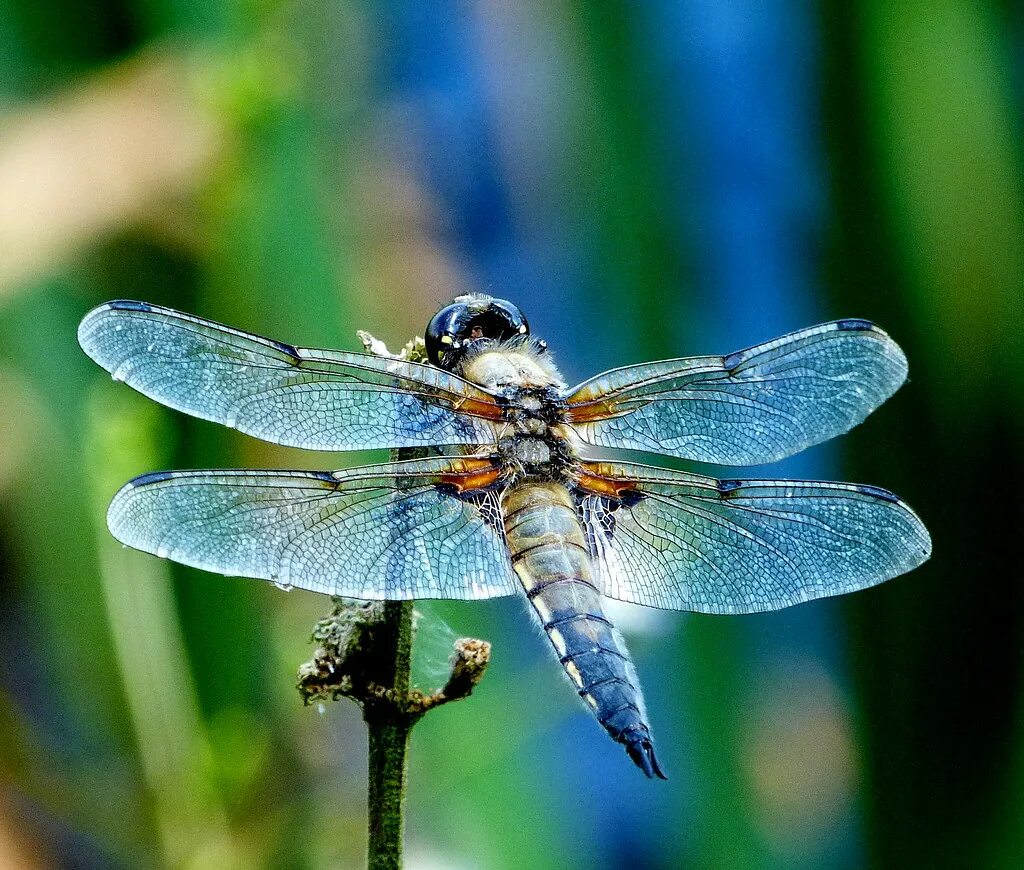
[366,715,413,870]
[363,600,414,870]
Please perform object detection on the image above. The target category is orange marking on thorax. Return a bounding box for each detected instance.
[575,464,636,500]
[565,399,625,423]
[452,396,505,420]
[441,458,500,492]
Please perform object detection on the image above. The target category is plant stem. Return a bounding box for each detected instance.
[362,339,421,869]
[366,714,412,869]
[363,600,414,870]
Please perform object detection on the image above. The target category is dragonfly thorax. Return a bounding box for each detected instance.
[460,345,565,391]
[496,429,576,481]
[507,435,551,467]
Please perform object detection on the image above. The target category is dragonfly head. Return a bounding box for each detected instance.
[426,294,530,370]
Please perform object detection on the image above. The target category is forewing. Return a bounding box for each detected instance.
[564,320,908,465]
[107,457,518,600]
[576,460,931,614]
[78,300,502,451]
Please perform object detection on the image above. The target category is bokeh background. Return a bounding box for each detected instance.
[1,2,1022,868]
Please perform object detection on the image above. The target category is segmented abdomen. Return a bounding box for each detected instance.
[503,481,665,778]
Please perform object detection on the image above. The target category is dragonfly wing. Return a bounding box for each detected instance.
[564,320,907,465]
[107,457,518,600]
[78,300,502,451]
[575,460,931,614]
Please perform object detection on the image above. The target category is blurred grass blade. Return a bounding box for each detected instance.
[84,382,243,867]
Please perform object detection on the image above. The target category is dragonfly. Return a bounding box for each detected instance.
[78,295,931,778]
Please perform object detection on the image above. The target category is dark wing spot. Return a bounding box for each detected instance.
[717,479,745,496]
[128,470,180,487]
[271,338,302,359]
[835,318,876,332]
[106,299,155,313]
[855,483,901,504]
[309,471,345,488]
[721,350,745,372]
[619,489,645,508]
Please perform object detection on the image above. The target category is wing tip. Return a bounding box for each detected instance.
[855,485,932,565]
[831,318,908,377]
[80,299,158,326]
[105,470,186,545]
[78,300,161,357]
[908,514,933,565]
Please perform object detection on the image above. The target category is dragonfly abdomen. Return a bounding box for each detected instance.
[503,482,666,779]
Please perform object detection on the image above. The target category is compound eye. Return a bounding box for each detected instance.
[466,298,528,347]
[425,296,529,368]
[424,303,463,368]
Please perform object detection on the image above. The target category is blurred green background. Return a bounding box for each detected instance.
[1,1,1022,868]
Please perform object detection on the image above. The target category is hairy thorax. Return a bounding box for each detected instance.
[458,343,578,481]
[460,347,565,391]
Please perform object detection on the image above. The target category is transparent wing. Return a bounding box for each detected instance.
[576,460,931,614]
[107,456,518,600]
[78,300,503,451]
[563,320,908,465]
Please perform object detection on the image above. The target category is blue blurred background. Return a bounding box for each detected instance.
[1,2,1022,868]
